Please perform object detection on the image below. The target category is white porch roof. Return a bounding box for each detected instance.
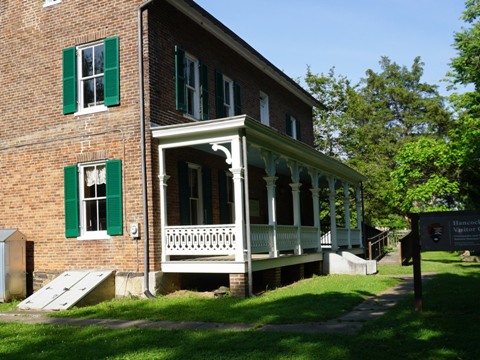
[151,115,366,185]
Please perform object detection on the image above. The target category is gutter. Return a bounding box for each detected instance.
[138,0,156,299]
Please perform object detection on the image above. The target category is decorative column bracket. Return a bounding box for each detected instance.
[211,142,232,165]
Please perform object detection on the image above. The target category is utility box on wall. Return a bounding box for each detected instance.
[0,229,27,302]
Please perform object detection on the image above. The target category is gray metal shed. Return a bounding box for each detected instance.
[0,229,26,302]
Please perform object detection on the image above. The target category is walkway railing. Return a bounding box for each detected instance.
[367,229,390,260]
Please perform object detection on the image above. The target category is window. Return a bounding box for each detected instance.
[79,42,105,110]
[178,162,212,225]
[43,0,61,7]
[63,37,120,115]
[188,164,203,225]
[64,160,123,239]
[215,70,241,118]
[218,170,235,223]
[175,46,209,120]
[185,55,200,118]
[259,92,269,125]
[286,114,301,140]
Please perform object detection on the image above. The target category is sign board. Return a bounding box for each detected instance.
[419,211,480,251]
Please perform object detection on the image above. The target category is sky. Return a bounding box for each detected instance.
[195,0,468,95]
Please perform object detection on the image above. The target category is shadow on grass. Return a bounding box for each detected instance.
[60,290,376,325]
[353,270,480,360]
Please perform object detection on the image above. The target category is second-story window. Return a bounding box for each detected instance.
[215,70,242,118]
[259,91,270,125]
[79,42,105,109]
[175,46,209,120]
[185,55,200,118]
[223,76,234,117]
[286,114,301,141]
[62,37,120,115]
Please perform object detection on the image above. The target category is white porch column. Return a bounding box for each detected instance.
[230,136,246,262]
[328,176,338,251]
[356,185,363,248]
[263,176,278,256]
[289,182,302,255]
[159,146,170,262]
[343,182,352,249]
[308,169,321,250]
[261,150,278,257]
[288,160,302,255]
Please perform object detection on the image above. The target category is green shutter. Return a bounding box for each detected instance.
[178,161,190,225]
[295,119,301,141]
[234,82,242,115]
[106,159,123,235]
[286,113,293,136]
[215,70,225,118]
[104,37,120,107]
[202,167,213,224]
[64,165,79,237]
[62,47,77,114]
[175,46,186,112]
[218,170,229,224]
[200,62,209,120]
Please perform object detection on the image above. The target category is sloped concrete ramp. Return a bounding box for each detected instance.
[324,252,377,275]
[17,270,114,311]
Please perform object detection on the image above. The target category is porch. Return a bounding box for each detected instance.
[152,115,367,276]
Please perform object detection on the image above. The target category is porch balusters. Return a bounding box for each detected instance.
[343,182,352,249]
[328,176,338,251]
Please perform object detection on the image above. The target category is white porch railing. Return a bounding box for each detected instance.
[164,225,236,255]
[337,228,362,247]
[164,225,362,257]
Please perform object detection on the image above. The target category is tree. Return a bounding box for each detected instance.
[307,56,452,226]
[447,0,480,209]
[305,66,355,158]
[391,137,460,214]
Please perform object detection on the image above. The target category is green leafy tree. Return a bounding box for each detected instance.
[447,0,480,209]
[391,137,460,214]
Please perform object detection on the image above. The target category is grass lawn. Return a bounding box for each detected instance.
[0,251,479,360]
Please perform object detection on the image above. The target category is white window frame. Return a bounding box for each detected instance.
[223,76,234,117]
[188,163,203,225]
[75,41,108,116]
[184,54,200,119]
[259,91,270,125]
[291,116,299,140]
[43,0,61,7]
[78,161,110,240]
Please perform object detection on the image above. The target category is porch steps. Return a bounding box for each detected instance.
[323,252,377,275]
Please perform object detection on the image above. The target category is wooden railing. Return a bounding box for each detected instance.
[367,229,390,260]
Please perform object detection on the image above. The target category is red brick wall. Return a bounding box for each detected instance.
[1,0,316,290]
[0,0,151,289]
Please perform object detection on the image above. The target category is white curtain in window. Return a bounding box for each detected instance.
[85,166,106,187]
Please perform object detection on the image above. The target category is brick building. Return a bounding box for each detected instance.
[0,0,366,298]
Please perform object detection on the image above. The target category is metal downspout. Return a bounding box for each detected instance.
[138,0,156,299]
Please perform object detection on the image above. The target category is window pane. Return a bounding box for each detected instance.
[190,199,198,225]
[85,200,98,231]
[98,199,106,230]
[84,167,96,198]
[224,81,230,105]
[83,79,95,107]
[189,168,198,198]
[94,44,104,75]
[187,88,194,115]
[96,77,104,104]
[82,48,93,77]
